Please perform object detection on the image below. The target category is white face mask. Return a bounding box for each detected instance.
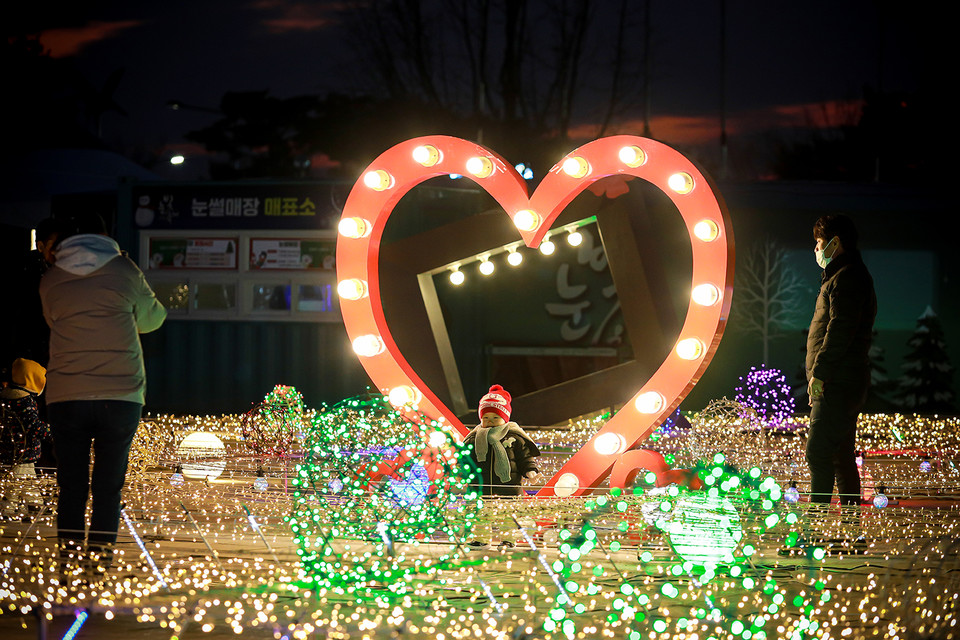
[815,237,838,269]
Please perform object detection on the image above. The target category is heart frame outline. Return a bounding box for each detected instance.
[335,134,734,497]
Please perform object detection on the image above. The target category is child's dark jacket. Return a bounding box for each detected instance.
[464,422,540,497]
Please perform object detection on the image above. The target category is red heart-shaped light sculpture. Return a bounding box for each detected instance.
[335,135,734,497]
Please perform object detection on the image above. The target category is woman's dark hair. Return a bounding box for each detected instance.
[57,213,108,243]
[813,214,859,250]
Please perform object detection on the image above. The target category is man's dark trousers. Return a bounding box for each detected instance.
[806,378,868,506]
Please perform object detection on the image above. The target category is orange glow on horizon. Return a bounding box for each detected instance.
[568,99,866,146]
[39,20,144,58]
[253,0,338,34]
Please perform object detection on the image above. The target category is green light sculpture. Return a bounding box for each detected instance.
[286,394,480,595]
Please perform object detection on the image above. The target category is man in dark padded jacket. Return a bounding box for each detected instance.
[805,214,876,507]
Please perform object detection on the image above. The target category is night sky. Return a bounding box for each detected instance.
[9,0,940,174]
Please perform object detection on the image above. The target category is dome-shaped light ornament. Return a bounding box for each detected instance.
[554,473,580,497]
[177,432,227,481]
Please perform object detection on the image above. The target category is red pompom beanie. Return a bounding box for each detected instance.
[478,384,512,422]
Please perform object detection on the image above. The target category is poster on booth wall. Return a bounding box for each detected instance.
[249,238,336,270]
[148,238,238,269]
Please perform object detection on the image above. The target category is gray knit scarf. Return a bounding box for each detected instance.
[473,422,512,483]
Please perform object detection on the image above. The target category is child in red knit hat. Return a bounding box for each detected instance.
[464,384,540,549]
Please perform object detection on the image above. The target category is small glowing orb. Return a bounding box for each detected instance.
[691,283,720,306]
[539,239,556,256]
[338,217,370,239]
[449,269,465,285]
[667,172,694,194]
[388,462,430,508]
[170,471,184,487]
[352,334,385,357]
[466,156,494,178]
[170,154,185,165]
[177,432,227,480]
[593,432,627,456]
[566,230,583,247]
[363,169,393,191]
[693,219,719,242]
[388,385,421,408]
[618,145,646,167]
[562,156,590,178]
[412,144,441,167]
[635,391,664,414]
[920,460,932,472]
[784,484,800,504]
[478,258,494,276]
[873,493,888,508]
[507,250,523,266]
[337,278,368,301]
[513,209,540,232]
[659,493,742,567]
[554,473,580,497]
[675,338,704,360]
[254,475,269,491]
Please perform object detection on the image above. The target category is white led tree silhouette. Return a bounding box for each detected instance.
[898,306,956,414]
[734,239,809,364]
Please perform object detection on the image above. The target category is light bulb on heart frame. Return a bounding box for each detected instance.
[335,135,734,497]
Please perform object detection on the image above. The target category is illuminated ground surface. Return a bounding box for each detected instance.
[2,410,959,639]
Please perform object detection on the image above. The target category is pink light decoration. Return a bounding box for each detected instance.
[335,135,734,497]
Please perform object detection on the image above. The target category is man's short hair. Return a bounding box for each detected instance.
[813,214,859,250]
[35,217,60,244]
